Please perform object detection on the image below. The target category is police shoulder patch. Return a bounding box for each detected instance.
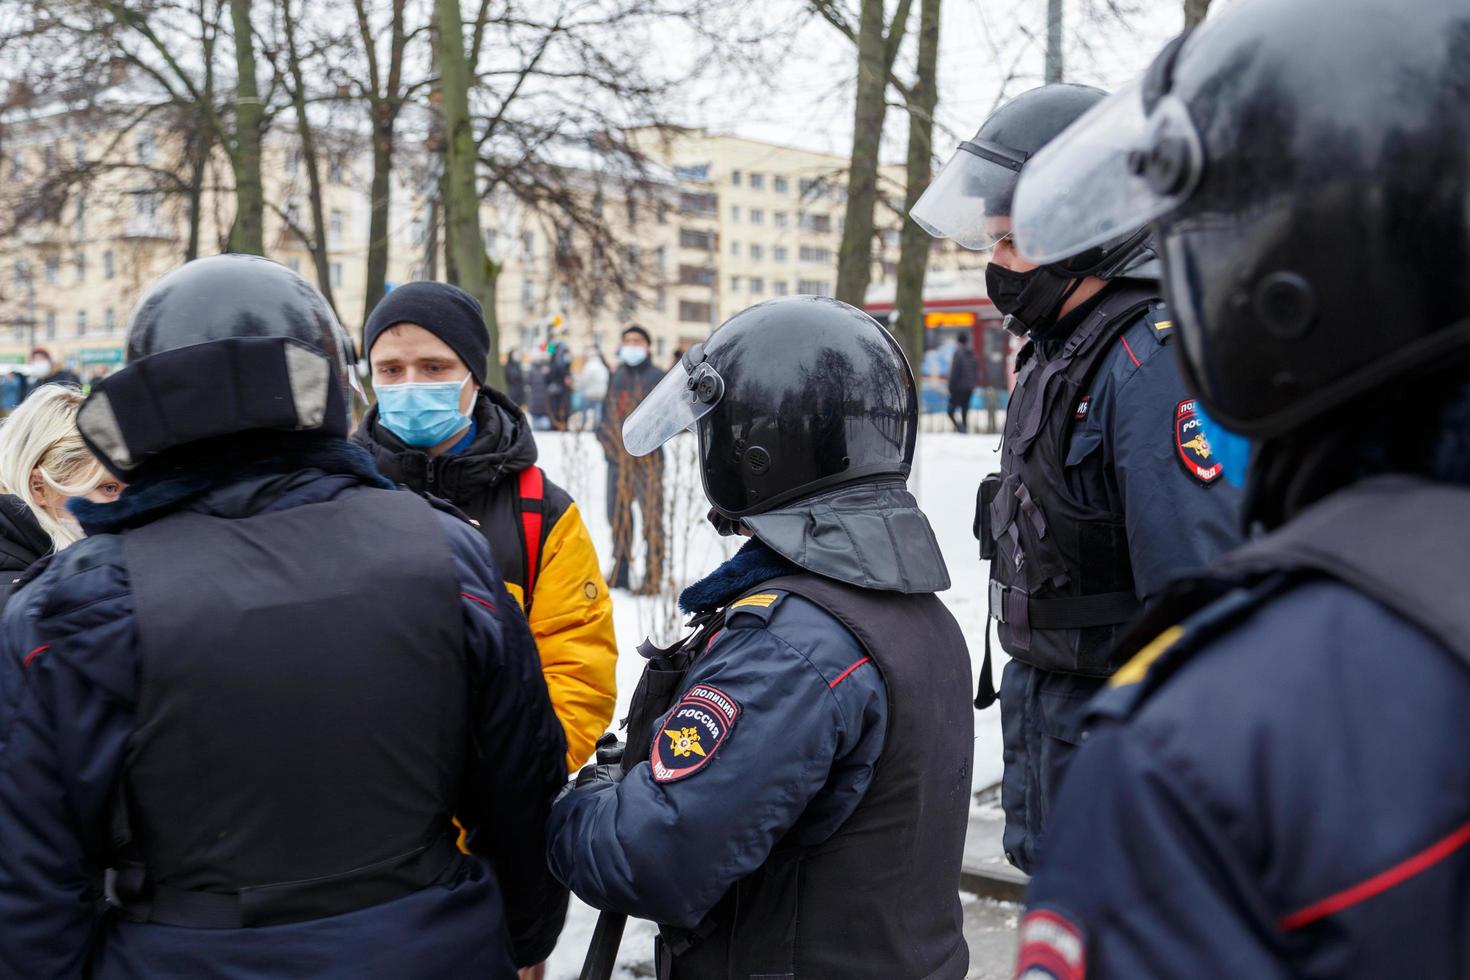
[726,590,786,626]
[651,684,741,783]
[1147,304,1174,341]
[1016,907,1087,980]
[1175,399,1223,484]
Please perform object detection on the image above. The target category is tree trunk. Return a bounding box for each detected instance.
[363,107,394,320]
[282,0,337,314]
[435,0,503,387]
[184,117,211,262]
[228,0,265,255]
[894,0,940,372]
[1184,0,1211,29]
[834,0,891,307]
[1045,0,1064,83]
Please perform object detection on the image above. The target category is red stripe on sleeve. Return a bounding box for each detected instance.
[1121,335,1142,368]
[460,591,497,613]
[829,656,873,689]
[1280,817,1470,930]
[22,644,49,668]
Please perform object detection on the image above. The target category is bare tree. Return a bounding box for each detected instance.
[228,0,266,253]
[893,0,940,371]
[809,0,914,307]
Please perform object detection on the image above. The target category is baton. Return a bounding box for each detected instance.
[578,909,628,980]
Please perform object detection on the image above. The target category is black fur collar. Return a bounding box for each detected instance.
[679,538,798,614]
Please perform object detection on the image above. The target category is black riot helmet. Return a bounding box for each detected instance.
[77,255,358,476]
[621,296,917,519]
[913,83,1156,336]
[1010,0,1470,440]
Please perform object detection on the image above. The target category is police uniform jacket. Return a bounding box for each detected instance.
[0,437,568,978]
[1019,476,1470,978]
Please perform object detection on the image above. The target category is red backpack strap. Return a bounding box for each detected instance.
[517,465,546,602]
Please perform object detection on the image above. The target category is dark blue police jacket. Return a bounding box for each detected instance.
[0,438,566,979]
[1020,485,1470,978]
[547,542,888,930]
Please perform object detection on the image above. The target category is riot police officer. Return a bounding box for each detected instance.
[0,256,568,978]
[911,83,1244,872]
[547,297,973,979]
[1007,1,1470,975]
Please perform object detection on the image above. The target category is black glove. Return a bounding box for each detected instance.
[555,734,624,805]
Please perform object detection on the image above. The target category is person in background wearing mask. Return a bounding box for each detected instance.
[22,348,80,401]
[911,82,1243,873]
[0,385,123,608]
[597,324,664,593]
[353,281,618,774]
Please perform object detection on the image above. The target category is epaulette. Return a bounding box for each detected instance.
[1089,578,1280,722]
[724,589,787,627]
[1146,302,1174,342]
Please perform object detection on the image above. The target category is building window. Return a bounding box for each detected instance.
[330,262,343,289]
[136,131,156,164]
[558,283,572,310]
[773,246,788,263]
[774,211,788,228]
[484,228,499,256]
[12,259,29,287]
[45,312,56,339]
[8,150,21,179]
[749,277,765,295]
[654,286,667,312]
[521,278,535,310]
[679,192,717,216]
[654,245,667,273]
[678,300,712,323]
[749,208,764,225]
[328,154,345,183]
[287,149,301,177]
[749,243,764,260]
[798,211,833,233]
[74,195,86,235]
[76,309,87,337]
[730,275,742,291]
[329,209,344,246]
[74,252,85,282]
[679,228,713,250]
[773,280,789,296]
[521,231,536,260]
[43,144,57,171]
[730,241,741,257]
[103,250,114,280]
[678,264,715,287]
[774,176,789,194]
[657,200,670,224]
[286,256,301,274]
[105,308,116,334]
[749,173,765,190]
[797,279,832,296]
[799,245,833,264]
[731,170,742,186]
[730,205,741,223]
[45,256,59,285]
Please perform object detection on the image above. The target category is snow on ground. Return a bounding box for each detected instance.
[533,428,1005,978]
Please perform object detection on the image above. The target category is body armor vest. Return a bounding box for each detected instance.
[627,573,972,980]
[982,284,1158,679]
[108,487,468,928]
[1123,476,1470,679]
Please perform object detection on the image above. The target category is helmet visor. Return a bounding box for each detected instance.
[1011,78,1203,264]
[909,140,1029,250]
[621,348,725,456]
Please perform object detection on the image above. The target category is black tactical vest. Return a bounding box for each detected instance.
[107,487,468,928]
[982,284,1159,678]
[630,573,973,980]
[1121,476,1470,680]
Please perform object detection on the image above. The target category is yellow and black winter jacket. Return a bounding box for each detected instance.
[354,387,617,770]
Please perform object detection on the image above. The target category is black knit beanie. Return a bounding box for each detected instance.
[363,281,490,384]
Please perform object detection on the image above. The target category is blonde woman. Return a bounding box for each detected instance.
[0,385,123,597]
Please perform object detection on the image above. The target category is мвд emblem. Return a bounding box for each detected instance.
[651,684,740,783]
[1175,399,1223,484]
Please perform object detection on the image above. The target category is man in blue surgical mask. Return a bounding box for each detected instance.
[596,324,665,593]
[353,282,618,789]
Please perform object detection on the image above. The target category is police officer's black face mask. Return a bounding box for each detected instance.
[986,262,1081,338]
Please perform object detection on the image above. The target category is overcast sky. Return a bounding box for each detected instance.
[676,0,1241,160]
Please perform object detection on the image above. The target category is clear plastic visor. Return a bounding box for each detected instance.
[909,141,1028,250]
[1011,78,1202,265]
[621,356,724,456]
